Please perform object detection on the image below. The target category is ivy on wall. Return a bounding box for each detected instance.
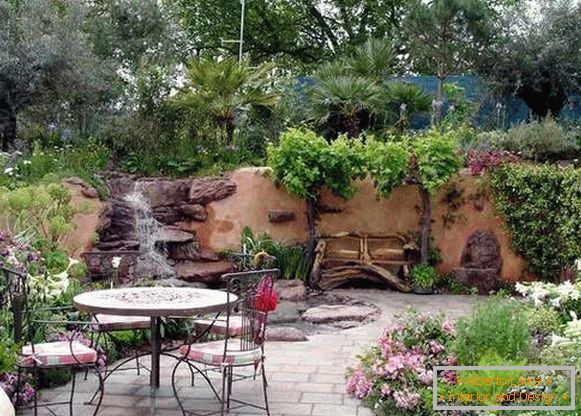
[489,164,581,281]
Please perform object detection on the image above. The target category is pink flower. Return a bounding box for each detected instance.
[393,389,421,409]
[380,383,392,396]
[345,368,372,399]
[442,319,455,334]
[418,369,433,386]
[429,340,444,356]
[441,370,457,384]
[446,355,457,366]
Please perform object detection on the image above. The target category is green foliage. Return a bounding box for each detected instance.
[410,264,437,289]
[240,226,309,281]
[365,139,409,197]
[496,118,579,162]
[489,164,580,281]
[480,1,581,117]
[453,297,531,365]
[0,181,75,242]
[412,129,462,193]
[67,262,88,280]
[522,306,562,338]
[268,129,365,200]
[42,249,70,274]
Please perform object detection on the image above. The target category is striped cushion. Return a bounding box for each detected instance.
[20,342,97,368]
[179,341,262,366]
[92,314,150,331]
[194,315,244,336]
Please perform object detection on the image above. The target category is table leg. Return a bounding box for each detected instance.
[150,317,161,387]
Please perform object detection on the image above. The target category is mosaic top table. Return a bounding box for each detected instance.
[73,287,235,389]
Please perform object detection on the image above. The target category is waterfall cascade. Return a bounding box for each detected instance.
[125,182,175,279]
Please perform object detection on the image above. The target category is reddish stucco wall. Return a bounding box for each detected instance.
[192,168,527,281]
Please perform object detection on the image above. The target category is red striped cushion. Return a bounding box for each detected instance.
[179,341,262,366]
[92,314,150,331]
[20,342,97,368]
[194,315,244,336]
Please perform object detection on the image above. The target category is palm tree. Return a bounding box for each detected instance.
[179,58,278,145]
[309,75,383,138]
[384,82,432,130]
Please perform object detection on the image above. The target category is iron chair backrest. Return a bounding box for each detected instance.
[221,269,279,301]
[1,267,27,343]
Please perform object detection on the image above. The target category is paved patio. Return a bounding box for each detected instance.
[25,290,476,416]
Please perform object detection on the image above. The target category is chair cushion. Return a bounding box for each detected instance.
[92,314,150,331]
[179,341,262,366]
[20,341,98,368]
[194,315,244,336]
[0,387,15,416]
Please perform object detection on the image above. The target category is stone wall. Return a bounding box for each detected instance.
[74,167,529,282]
[190,168,527,281]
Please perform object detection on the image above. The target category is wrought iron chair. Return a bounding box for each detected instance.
[193,269,279,339]
[171,287,271,416]
[1,267,105,416]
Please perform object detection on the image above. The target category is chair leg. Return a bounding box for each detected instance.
[33,366,38,416]
[133,330,141,376]
[69,370,76,416]
[261,360,270,416]
[226,366,233,411]
[220,366,227,416]
[171,360,187,416]
[92,367,105,416]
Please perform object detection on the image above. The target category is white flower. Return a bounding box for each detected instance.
[22,160,31,165]
[550,297,561,308]
[551,334,574,348]
[575,259,581,271]
[3,167,14,175]
[111,256,122,269]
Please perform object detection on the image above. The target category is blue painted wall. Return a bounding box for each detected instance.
[390,75,581,129]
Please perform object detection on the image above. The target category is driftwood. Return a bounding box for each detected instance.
[310,233,416,292]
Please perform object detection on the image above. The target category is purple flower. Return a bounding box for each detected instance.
[380,383,392,396]
[418,369,433,386]
[0,373,35,405]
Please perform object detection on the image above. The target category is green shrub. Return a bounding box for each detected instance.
[490,164,580,281]
[496,118,579,161]
[410,264,437,289]
[453,297,531,365]
[523,306,562,337]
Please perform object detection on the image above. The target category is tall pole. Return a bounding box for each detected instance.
[238,0,246,65]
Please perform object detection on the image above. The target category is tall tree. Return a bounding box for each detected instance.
[479,0,581,118]
[404,0,496,122]
[0,0,112,150]
[176,0,408,67]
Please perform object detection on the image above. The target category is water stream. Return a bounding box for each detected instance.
[125,181,175,279]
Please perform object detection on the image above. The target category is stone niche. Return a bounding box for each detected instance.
[453,229,502,294]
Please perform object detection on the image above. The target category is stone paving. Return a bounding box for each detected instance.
[25,290,476,416]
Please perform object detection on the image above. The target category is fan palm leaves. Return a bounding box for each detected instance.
[178,58,278,145]
[310,75,383,138]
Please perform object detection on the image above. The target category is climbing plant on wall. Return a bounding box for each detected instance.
[489,164,581,281]
[267,128,366,284]
[366,129,462,264]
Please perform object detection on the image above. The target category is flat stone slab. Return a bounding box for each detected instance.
[176,260,232,285]
[267,327,308,342]
[302,304,376,324]
[158,226,194,243]
[275,279,307,302]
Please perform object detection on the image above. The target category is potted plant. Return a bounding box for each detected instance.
[411,264,437,294]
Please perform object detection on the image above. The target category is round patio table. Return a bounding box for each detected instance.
[74,287,235,390]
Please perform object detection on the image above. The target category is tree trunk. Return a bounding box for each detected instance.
[0,108,17,151]
[419,185,431,265]
[305,194,319,287]
[433,75,446,125]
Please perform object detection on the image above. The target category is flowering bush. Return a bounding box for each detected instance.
[345,309,457,415]
[0,372,35,405]
[515,280,581,323]
[466,149,519,175]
